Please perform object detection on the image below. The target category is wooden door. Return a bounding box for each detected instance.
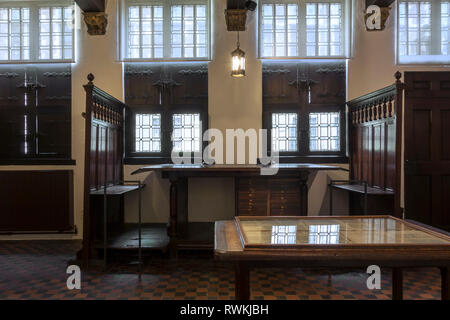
[404,72,450,231]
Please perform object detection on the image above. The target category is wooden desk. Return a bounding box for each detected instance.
[131,164,342,254]
[214,216,450,300]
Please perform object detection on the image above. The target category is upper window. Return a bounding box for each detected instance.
[0,1,74,63]
[397,0,450,64]
[122,0,211,61]
[259,0,350,58]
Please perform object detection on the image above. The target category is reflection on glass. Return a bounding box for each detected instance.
[237,217,449,246]
[271,225,297,244]
[308,224,340,244]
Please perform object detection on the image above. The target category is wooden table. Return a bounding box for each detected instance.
[131,164,342,254]
[214,215,450,300]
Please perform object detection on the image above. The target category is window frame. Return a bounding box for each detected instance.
[396,0,450,65]
[0,0,76,64]
[120,0,212,62]
[124,105,208,164]
[263,104,347,163]
[258,0,352,60]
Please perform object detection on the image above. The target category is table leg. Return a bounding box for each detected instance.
[168,179,178,258]
[168,177,188,258]
[440,267,449,300]
[235,262,250,300]
[299,172,309,216]
[392,267,403,300]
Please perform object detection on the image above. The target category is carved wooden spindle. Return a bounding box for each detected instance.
[94,103,98,119]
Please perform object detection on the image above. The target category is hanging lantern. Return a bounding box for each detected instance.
[231,33,245,78]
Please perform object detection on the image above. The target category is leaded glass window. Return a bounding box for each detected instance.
[0,2,74,62]
[398,0,450,63]
[306,2,342,56]
[272,113,298,152]
[309,112,340,152]
[259,0,348,58]
[172,113,201,152]
[171,4,208,58]
[39,6,73,60]
[0,7,29,61]
[123,0,210,61]
[261,3,299,57]
[135,114,161,152]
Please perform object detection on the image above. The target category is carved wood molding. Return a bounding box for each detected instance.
[262,68,291,75]
[288,78,318,89]
[0,72,19,78]
[178,68,208,75]
[152,79,182,89]
[125,69,154,76]
[125,94,154,100]
[0,96,19,101]
[316,66,346,74]
[225,9,247,31]
[82,12,107,35]
[43,72,71,77]
[45,96,72,101]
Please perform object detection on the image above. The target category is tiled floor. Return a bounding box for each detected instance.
[0,240,442,300]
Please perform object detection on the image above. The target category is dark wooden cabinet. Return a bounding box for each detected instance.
[236,177,303,216]
[0,170,74,232]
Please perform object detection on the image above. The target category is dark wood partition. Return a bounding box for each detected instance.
[79,74,127,261]
[346,72,403,217]
[404,72,450,231]
[0,65,72,164]
[0,170,74,232]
